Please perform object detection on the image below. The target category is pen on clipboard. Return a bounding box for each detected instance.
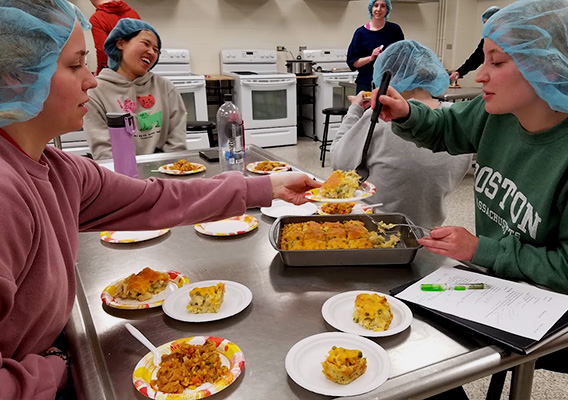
[421,283,486,291]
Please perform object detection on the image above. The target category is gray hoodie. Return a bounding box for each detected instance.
[331,102,472,228]
[84,69,187,160]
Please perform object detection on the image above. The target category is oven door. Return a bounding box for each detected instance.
[171,80,209,122]
[237,78,297,129]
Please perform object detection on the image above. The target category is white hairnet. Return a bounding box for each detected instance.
[368,0,392,20]
[482,0,568,112]
[481,6,500,24]
[0,0,90,128]
[104,18,162,71]
[372,40,448,96]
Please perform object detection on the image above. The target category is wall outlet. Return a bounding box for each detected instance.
[446,44,453,50]
[276,46,286,52]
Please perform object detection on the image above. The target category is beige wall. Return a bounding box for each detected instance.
[72,0,517,85]
[72,0,440,75]
[444,0,516,86]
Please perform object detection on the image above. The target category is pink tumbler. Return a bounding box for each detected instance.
[107,112,138,178]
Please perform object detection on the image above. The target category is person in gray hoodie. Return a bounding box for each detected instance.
[84,18,187,160]
[331,40,472,229]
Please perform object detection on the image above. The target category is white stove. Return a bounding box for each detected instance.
[301,49,358,141]
[221,49,297,147]
[153,48,210,149]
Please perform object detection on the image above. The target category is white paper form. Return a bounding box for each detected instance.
[396,267,568,341]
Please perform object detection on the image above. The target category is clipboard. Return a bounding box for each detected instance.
[390,279,568,354]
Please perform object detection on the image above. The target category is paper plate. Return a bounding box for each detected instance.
[285,332,390,396]
[162,280,253,322]
[322,290,413,337]
[246,161,291,174]
[101,270,190,310]
[194,215,258,236]
[305,182,376,203]
[100,229,170,244]
[317,202,373,216]
[260,200,317,218]
[133,336,245,400]
[158,162,206,175]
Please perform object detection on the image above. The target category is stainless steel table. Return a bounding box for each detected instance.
[65,145,568,400]
[434,87,483,102]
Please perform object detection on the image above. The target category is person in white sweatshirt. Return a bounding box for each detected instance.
[331,40,472,229]
[84,18,187,160]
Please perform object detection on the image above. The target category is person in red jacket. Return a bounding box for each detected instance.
[89,0,141,75]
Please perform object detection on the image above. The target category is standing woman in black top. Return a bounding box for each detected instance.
[449,6,500,84]
[347,0,404,94]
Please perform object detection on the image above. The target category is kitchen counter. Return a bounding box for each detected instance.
[434,86,483,102]
[65,145,567,400]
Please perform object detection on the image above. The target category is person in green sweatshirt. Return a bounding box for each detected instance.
[374,0,568,379]
[374,0,568,295]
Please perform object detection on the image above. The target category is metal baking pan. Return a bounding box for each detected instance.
[269,213,424,267]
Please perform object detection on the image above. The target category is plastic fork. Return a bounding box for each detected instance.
[355,71,392,183]
[125,323,161,367]
[364,213,432,234]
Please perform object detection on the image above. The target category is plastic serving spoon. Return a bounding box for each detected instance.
[125,323,161,367]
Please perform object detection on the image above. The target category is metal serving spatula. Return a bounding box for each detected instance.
[355,71,392,183]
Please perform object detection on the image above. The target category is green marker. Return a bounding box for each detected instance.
[421,283,486,291]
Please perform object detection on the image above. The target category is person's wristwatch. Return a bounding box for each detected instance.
[42,346,71,371]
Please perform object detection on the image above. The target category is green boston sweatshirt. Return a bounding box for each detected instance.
[393,95,568,293]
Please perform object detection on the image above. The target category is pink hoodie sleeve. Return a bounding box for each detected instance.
[0,353,67,400]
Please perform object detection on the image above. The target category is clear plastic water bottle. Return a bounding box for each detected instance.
[107,112,138,178]
[217,94,245,173]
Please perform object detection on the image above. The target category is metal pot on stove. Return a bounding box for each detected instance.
[286,57,313,75]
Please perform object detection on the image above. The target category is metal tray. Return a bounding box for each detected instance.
[269,213,424,267]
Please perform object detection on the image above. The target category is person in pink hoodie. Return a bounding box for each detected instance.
[89,0,141,75]
[0,1,319,399]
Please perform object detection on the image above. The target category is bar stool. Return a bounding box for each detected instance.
[187,121,216,147]
[320,107,347,167]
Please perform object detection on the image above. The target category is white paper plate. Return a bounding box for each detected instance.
[305,181,377,203]
[194,215,258,236]
[322,291,412,337]
[260,200,317,218]
[285,332,390,396]
[162,280,253,322]
[99,229,170,243]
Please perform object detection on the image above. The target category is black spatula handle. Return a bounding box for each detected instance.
[361,71,392,164]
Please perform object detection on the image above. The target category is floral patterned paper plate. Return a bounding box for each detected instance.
[305,182,376,203]
[101,270,189,310]
[194,215,259,236]
[100,229,170,244]
[158,162,206,175]
[317,202,373,215]
[246,161,291,174]
[133,336,245,400]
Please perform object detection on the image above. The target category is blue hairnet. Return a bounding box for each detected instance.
[104,18,162,71]
[0,0,90,128]
[482,0,568,113]
[481,6,500,24]
[372,40,448,96]
[368,0,392,20]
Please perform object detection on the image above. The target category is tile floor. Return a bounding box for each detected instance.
[266,136,568,400]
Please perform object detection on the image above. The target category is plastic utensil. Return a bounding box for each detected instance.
[125,323,161,367]
[355,71,392,182]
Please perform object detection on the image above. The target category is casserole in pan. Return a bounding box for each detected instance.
[269,213,424,266]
